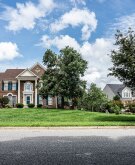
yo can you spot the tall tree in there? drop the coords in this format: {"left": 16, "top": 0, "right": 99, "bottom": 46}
{"left": 38, "top": 49, "right": 59, "bottom": 98}
{"left": 78, "top": 83, "right": 108, "bottom": 111}
{"left": 87, "top": 83, "right": 107, "bottom": 111}
{"left": 38, "top": 46, "right": 87, "bottom": 108}
{"left": 109, "top": 28, "right": 135, "bottom": 90}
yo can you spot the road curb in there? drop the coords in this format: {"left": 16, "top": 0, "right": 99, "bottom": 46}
{"left": 0, "top": 126, "right": 135, "bottom": 130}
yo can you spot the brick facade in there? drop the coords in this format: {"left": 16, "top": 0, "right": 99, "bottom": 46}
{"left": 0, "top": 63, "right": 57, "bottom": 108}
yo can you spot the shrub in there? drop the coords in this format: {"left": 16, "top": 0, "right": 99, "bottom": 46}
{"left": 114, "top": 105, "right": 121, "bottom": 115}
{"left": 110, "top": 105, "right": 121, "bottom": 115}
{"left": 102, "top": 101, "right": 115, "bottom": 113}
{"left": 113, "top": 95, "right": 120, "bottom": 101}
{"left": 5, "top": 104, "right": 12, "bottom": 108}
{"left": 127, "top": 102, "right": 135, "bottom": 113}
{"left": 28, "top": 103, "right": 35, "bottom": 108}
{"left": 37, "top": 104, "right": 43, "bottom": 108}
{"left": 112, "top": 100, "right": 124, "bottom": 109}
{"left": 0, "top": 97, "right": 9, "bottom": 108}
{"left": 16, "top": 103, "right": 24, "bottom": 108}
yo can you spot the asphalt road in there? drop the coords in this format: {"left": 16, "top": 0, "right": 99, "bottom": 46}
{"left": 0, "top": 128, "right": 135, "bottom": 165}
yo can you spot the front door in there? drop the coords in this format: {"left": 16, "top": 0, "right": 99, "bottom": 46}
{"left": 26, "top": 96, "right": 30, "bottom": 105}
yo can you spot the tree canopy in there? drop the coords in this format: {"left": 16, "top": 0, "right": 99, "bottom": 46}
{"left": 78, "top": 83, "right": 108, "bottom": 111}
{"left": 38, "top": 46, "right": 87, "bottom": 107}
{"left": 109, "top": 28, "right": 135, "bottom": 90}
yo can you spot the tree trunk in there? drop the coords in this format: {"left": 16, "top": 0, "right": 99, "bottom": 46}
{"left": 61, "top": 96, "right": 64, "bottom": 109}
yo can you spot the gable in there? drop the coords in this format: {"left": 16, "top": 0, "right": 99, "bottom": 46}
{"left": 20, "top": 70, "right": 35, "bottom": 77}
{"left": 122, "top": 87, "right": 131, "bottom": 94}
{"left": 121, "top": 87, "right": 132, "bottom": 98}
{"left": 16, "top": 69, "right": 38, "bottom": 78}
{"left": 103, "top": 85, "right": 115, "bottom": 100}
{"left": 30, "top": 63, "right": 45, "bottom": 78}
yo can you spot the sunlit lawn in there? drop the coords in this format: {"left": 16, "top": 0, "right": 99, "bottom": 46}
{"left": 0, "top": 108, "right": 135, "bottom": 126}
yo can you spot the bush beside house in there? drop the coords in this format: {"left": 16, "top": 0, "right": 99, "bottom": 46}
{"left": 0, "top": 97, "right": 9, "bottom": 108}
{"left": 16, "top": 103, "right": 24, "bottom": 108}
{"left": 28, "top": 104, "right": 35, "bottom": 108}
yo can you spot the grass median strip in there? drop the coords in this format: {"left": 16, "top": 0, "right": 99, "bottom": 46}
{"left": 0, "top": 109, "right": 135, "bottom": 126}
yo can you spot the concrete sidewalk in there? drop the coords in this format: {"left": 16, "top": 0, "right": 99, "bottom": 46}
{"left": 0, "top": 126, "right": 135, "bottom": 129}
{"left": 0, "top": 127, "right": 135, "bottom": 141}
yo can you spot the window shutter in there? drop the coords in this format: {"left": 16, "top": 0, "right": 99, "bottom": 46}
{"left": 10, "top": 82, "right": 12, "bottom": 90}
{"left": 2, "top": 81, "right": 4, "bottom": 91}
{"left": 37, "top": 94, "right": 39, "bottom": 105}
{"left": 8, "top": 82, "right": 10, "bottom": 90}
{"left": 8, "top": 82, "right": 12, "bottom": 91}
{"left": 16, "top": 82, "right": 18, "bottom": 90}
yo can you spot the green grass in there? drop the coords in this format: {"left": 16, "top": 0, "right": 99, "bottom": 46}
{"left": 0, "top": 108, "right": 135, "bottom": 126}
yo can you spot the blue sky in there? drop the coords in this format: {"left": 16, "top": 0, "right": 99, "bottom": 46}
{"left": 0, "top": 0, "right": 135, "bottom": 88}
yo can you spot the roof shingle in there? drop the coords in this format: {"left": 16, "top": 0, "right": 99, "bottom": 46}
{"left": 0, "top": 69, "right": 25, "bottom": 81}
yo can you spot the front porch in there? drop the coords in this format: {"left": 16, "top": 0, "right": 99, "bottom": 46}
{"left": 16, "top": 69, "right": 38, "bottom": 107}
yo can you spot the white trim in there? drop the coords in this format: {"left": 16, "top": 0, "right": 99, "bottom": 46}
{"left": 3, "top": 81, "right": 8, "bottom": 83}
{"left": 23, "top": 94, "right": 33, "bottom": 105}
{"left": 16, "top": 68, "right": 39, "bottom": 79}
{"left": 122, "top": 87, "right": 132, "bottom": 98}
{"left": 3, "top": 93, "right": 17, "bottom": 106}
{"left": 24, "top": 81, "right": 33, "bottom": 92}
{"left": 18, "top": 79, "right": 20, "bottom": 103}
{"left": 3, "top": 93, "right": 17, "bottom": 97}
{"left": 35, "top": 79, "right": 37, "bottom": 107}
{"left": 30, "top": 62, "right": 46, "bottom": 71}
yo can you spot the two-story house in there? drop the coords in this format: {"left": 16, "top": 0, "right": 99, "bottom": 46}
{"left": 103, "top": 84, "right": 134, "bottom": 103}
{"left": 0, "top": 62, "right": 57, "bottom": 108}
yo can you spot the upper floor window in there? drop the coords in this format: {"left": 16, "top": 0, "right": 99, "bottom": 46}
{"left": 4, "top": 82, "right": 8, "bottom": 91}
{"left": 24, "top": 82, "right": 33, "bottom": 92}
{"left": 123, "top": 89, "right": 131, "bottom": 98}
{"left": 12, "top": 82, "right": 16, "bottom": 90}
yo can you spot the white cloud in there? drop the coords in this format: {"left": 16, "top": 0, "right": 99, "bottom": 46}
{"left": 0, "top": 42, "right": 21, "bottom": 61}
{"left": 70, "top": 0, "right": 86, "bottom": 6}
{"left": 0, "top": 0, "right": 55, "bottom": 31}
{"left": 109, "top": 13, "right": 135, "bottom": 36}
{"left": 40, "top": 35, "right": 80, "bottom": 50}
{"left": 80, "top": 38, "right": 117, "bottom": 88}
{"left": 50, "top": 8, "right": 97, "bottom": 41}
{"left": 39, "top": 34, "right": 119, "bottom": 88}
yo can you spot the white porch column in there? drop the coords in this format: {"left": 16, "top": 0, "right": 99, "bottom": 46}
{"left": 35, "top": 79, "right": 37, "bottom": 107}
{"left": 18, "top": 79, "right": 20, "bottom": 103}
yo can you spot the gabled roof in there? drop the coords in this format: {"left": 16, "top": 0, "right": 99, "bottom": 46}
{"left": 0, "top": 69, "right": 25, "bottom": 81}
{"left": 107, "top": 84, "right": 125, "bottom": 95}
{"left": 16, "top": 68, "right": 39, "bottom": 78}
{"left": 30, "top": 62, "right": 45, "bottom": 70}
{"left": 0, "top": 62, "right": 45, "bottom": 81}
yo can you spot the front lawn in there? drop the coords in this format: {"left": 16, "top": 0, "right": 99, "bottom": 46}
{"left": 0, "top": 109, "right": 135, "bottom": 126}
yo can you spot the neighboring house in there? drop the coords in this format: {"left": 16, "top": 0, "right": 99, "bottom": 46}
{"left": 103, "top": 84, "right": 134, "bottom": 103}
{"left": 0, "top": 62, "right": 57, "bottom": 108}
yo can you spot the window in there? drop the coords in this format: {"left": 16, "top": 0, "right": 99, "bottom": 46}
{"left": 39, "top": 96, "right": 43, "bottom": 105}
{"left": 123, "top": 89, "right": 131, "bottom": 98}
{"left": 24, "top": 82, "right": 33, "bottom": 92}
{"left": 12, "top": 83, "right": 16, "bottom": 90}
{"left": 4, "top": 82, "right": 8, "bottom": 91}
{"left": 48, "top": 96, "right": 53, "bottom": 105}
